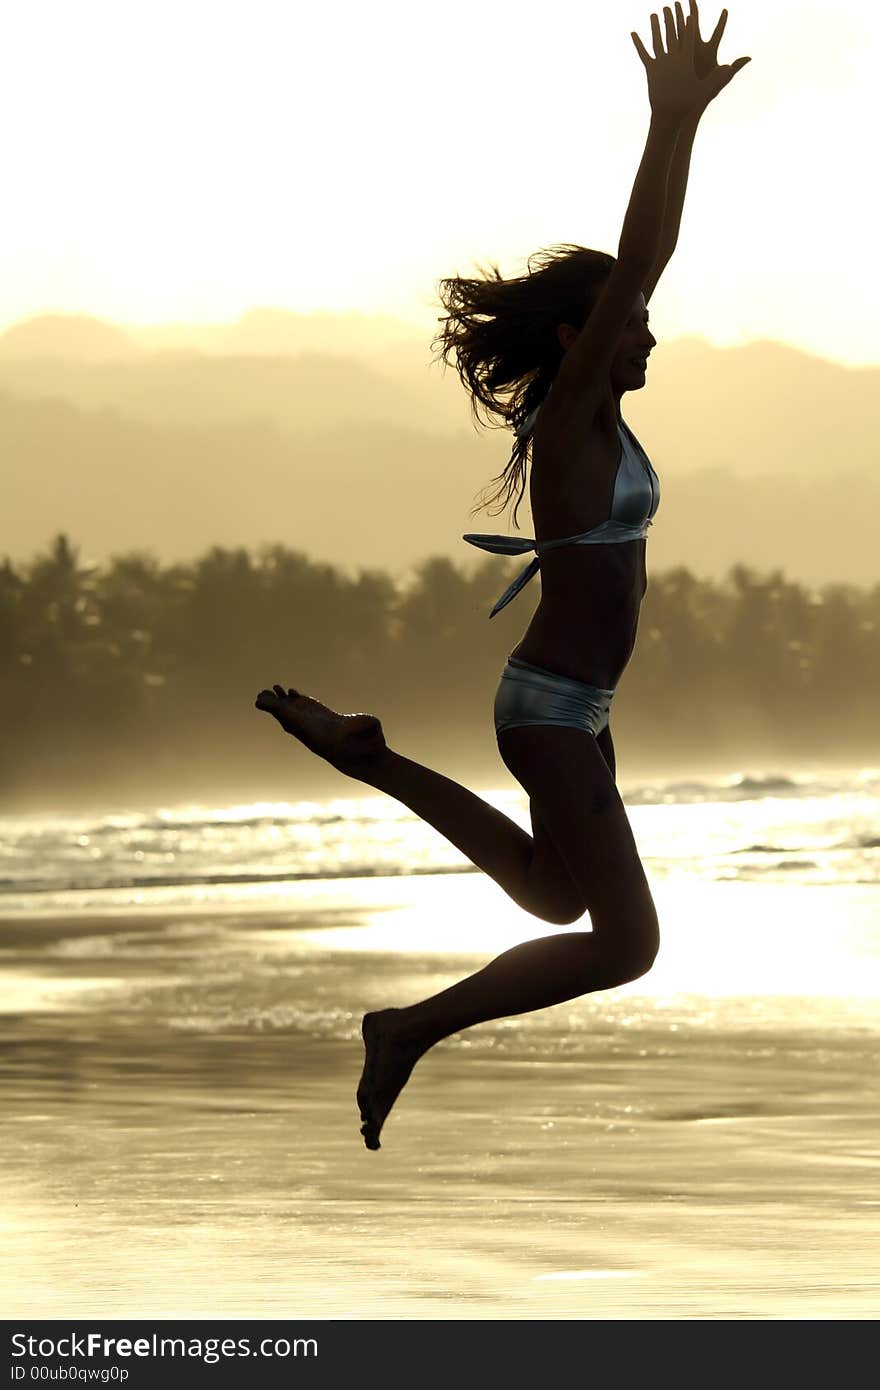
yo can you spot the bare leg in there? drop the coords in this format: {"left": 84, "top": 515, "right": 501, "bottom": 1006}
{"left": 356, "top": 723, "right": 659, "bottom": 1149}
{"left": 255, "top": 686, "right": 657, "bottom": 1150}
{"left": 356, "top": 925, "right": 645, "bottom": 1148}
{"left": 254, "top": 683, "right": 584, "bottom": 924}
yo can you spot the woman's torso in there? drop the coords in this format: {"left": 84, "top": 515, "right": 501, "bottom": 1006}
{"left": 509, "top": 387, "right": 653, "bottom": 689}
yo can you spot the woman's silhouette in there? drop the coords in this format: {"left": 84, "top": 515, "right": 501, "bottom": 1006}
{"left": 256, "top": 2, "right": 750, "bottom": 1149}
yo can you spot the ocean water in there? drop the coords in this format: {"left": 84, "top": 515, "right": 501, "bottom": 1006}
{"left": 2, "top": 762, "right": 878, "bottom": 1030}
{"left": 2, "top": 766, "right": 879, "bottom": 1318}
{"left": 3, "top": 765, "right": 879, "bottom": 918}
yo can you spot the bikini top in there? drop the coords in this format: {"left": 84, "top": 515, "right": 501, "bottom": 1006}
{"left": 462, "top": 404, "right": 660, "bottom": 618}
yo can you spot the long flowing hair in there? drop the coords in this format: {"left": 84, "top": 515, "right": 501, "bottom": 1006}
{"left": 430, "top": 243, "right": 614, "bottom": 530}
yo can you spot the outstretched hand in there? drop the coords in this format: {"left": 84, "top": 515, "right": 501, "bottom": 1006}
{"left": 688, "top": 1, "right": 751, "bottom": 109}
{"left": 632, "top": 2, "right": 751, "bottom": 121}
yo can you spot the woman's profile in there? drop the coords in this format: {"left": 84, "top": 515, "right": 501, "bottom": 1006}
{"left": 256, "top": 2, "right": 751, "bottom": 1150}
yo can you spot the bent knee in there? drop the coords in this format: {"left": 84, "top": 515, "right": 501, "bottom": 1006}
{"left": 544, "top": 902, "right": 588, "bottom": 927}
{"left": 613, "top": 937, "right": 659, "bottom": 985}
{"left": 592, "top": 906, "right": 660, "bottom": 985}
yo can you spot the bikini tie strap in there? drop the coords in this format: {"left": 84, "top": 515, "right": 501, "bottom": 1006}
{"left": 462, "top": 533, "right": 540, "bottom": 618}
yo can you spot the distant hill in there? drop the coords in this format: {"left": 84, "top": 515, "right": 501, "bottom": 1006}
{"left": 0, "top": 313, "right": 140, "bottom": 363}
{"left": 0, "top": 309, "right": 459, "bottom": 435}
{"left": 2, "top": 309, "right": 879, "bottom": 585}
{"left": 134, "top": 306, "right": 428, "bottom": 361}
{"left": 0, "top": 307, "right": 427, "bottom": 366}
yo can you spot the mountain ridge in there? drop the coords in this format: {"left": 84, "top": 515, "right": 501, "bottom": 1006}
{"left": 3, "top": 309, "right": 878, "bottom": 585}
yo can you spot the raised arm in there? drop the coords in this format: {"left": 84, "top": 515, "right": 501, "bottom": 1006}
{"left": 555, "top": 8, "right": 705, "bottom": 404}
{"left": 553, "top": 106, "right": 682, "bottom": 409}
{"left": 646, "top": 3, "right": 752, "bottom": 298}
{"left": 627, "top": 1, "right": 750, "bottom": 261}
{"left": 555, "top": 4, "right": 751, "bottom": 404}
{"left": 643, "top": 113, "right": 699, "bottom": 303}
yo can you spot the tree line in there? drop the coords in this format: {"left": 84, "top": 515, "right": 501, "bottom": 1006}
{"left": 2, "top": 534, "right": 877, "bottom": 809}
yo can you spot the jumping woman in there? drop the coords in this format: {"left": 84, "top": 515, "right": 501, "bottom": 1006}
{"left": 256, "top": 2, "right": 751, "bottom": 1150}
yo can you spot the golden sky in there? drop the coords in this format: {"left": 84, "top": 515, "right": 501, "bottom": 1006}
{"left": 1, "top": 0, "right": 876, "bottom": 365}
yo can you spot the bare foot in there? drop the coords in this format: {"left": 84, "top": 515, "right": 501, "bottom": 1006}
{"left": 254, "top": 683, "right": 387, "bottom": 776}
{"left": 356, "top": 1009, "right": 432, "bottom": 1151}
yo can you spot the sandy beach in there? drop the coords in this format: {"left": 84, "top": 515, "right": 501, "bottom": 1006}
{"left": 2, "top": 877, "right": 879, "bottom": 1320}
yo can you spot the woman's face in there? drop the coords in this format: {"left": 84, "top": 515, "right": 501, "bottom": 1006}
{"left": 556, "top": 290, "right": 657, "bottom": 396}
{"left": 610, "top": 293, "right": 657, "bottom": 393}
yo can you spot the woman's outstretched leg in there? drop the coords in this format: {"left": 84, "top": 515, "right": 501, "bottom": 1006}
{"left": 254, "top": 683, "right": 585, "bottom": 924}
{"left": 255, "top": 686, "right": 658, "bottom": 1152}
{"left": 355, "top": 721, "right": 659, "bottom": 1149}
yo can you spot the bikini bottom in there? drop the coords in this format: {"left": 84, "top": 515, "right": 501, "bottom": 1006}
{"left": 493, "top": 655, "right": 615, "bottom": 739}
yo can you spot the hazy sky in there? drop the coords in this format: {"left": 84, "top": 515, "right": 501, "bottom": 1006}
{"left": 1, "top": 0, "right": 876, "bottom": 365}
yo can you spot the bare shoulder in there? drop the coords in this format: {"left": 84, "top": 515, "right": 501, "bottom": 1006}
{"left": 530, "top": 382, "right": 620, "bottom": 535}
{"left": 532, "top": 374, "right": 616, "bottom": 473}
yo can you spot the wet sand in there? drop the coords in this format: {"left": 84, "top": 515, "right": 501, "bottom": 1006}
{"left": 2, "top": 898, "right": 879, "bottom": 1319}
